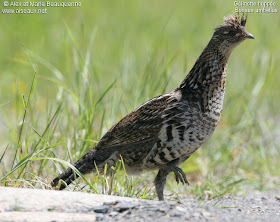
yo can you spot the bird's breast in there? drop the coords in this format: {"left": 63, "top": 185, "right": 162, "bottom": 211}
{"left": 143, "top": 106, "right": 220, "bottom": 166}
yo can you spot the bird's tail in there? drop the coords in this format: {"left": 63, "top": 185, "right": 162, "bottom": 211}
{"left": 51, "top": 150, "right": 95, "bottom": 190}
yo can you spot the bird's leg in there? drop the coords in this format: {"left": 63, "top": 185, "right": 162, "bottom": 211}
{"left": 154, "top": 168, "right": 170, "bottom": 201}
{"left": 154, "top": 164, "right": 189, "bottom": 201}
{"left": 169, "top": 164, "right": 189, "bottom": 185}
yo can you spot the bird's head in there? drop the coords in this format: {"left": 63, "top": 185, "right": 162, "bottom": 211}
{"left": 212, "top": 14, "right": 254, "bottom": 56}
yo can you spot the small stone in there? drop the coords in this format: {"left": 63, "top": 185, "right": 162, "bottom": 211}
{"left": 115, "top": 201, "right": 138, "bottom": 212}
{"left": 94, "top": 205, "right": 110, "bottom": 213}
{"left": 192, "top": 212, "right": 201, "bottom": 218}
{"left": 158, "top": 207, "right": 166, "bottom": 213}
{"left": 162, "top": 213, "right": 170, "bottom": 218}
{"left": 201, "top": 210, "right": 212, "bottom": 218}
{"left": 108, "top": 211, "right": 118, "bottom": 217}
{"left": 95, "top": 214, "right": 105, "bottom": 220}
{"left": 176, "top": 206, "right": 185, "bottom": 212}
{"left": 147, "top": 206, "right": 160, "bottom": 211}
{"left": 173, "top": 213, "right": 185, "bottom": 218}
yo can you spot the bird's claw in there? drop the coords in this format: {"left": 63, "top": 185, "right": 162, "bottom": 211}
{"left": 170, "top": 165, "right": 189, "bottom": 185}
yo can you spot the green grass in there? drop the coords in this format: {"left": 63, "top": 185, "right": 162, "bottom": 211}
{"left": 0, "top": 0, "right": 279, "bottom": 200}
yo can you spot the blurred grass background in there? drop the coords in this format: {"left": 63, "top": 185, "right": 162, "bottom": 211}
{"left": 0, "top": 0, "right": 279, "bottom": 199}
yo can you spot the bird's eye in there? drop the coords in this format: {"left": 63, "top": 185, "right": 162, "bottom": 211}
{"left": 228, "top": 31, "right": 235, "bottom": 36}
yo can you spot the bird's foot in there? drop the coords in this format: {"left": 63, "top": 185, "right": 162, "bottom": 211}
{"left": 169, "top": 165, "right": 189, "bottom": 185}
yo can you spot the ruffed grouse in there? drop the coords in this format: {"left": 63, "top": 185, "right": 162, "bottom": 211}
{"left": 52, "top": 14, "right": 254, "bottom": 200}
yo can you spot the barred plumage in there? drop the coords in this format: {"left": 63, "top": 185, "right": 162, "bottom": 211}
{"left": 52, "top": 14, "right": 254, "bottom": 201}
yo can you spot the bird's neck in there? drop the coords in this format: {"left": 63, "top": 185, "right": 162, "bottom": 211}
{"left": 179, "top": 41, "right": 229, "bottom": 93}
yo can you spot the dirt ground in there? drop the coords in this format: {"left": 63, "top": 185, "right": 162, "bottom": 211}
{"left": 0, "top": 187, "right": 279, "bottom": 222}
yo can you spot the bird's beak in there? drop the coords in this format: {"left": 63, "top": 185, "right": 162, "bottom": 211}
{"left": 245, "top": 32, "right": 254, "bottom": 39}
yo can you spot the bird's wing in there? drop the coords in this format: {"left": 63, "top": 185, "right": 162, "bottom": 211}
{"left": 96, "top": 92, "right": 180, "bottom": 149}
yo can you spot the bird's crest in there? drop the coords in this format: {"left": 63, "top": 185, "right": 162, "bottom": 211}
{"left": 216, "top": 14, "right": 247, "bottom": 29}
